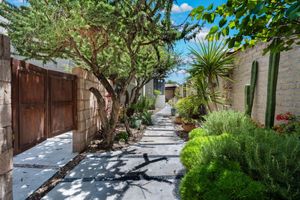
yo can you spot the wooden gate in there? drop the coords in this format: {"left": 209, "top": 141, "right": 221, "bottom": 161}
{"left": 12, "top": 59, "right": 77, "bottom": 155}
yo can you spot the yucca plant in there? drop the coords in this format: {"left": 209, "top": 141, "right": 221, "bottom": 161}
{"left": 189, "top": 40, "right": 235, "bottom": 110}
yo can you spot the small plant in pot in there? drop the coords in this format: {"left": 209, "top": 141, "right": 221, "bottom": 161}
{"left": 168, "top": 99, "right": 177, "bottom": 116}
{"left": 175, "top": 96, "right": 201, "bottom": 126}
{"left": 182, "top": 118, "right": 196, "bottom": 132}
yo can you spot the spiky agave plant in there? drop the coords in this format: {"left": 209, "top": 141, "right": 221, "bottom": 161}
{"left": 189, "top": 40, "right": 234, "bottom": 111}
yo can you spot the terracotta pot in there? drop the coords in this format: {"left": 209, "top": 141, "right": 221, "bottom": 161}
{"left": 174, "top": 116, "right": 183, "bottom": 124}
{"left": 182, "top": 123, "right": 196, "bottom": 132}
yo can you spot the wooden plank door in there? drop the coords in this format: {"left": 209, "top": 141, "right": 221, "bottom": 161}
{"left": 12, "top": 59, "right": 47, "bottom": 154}
{"left": 48, "top": 70, "right": 77, "bottom": 138}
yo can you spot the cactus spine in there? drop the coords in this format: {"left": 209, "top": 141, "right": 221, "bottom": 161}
{"left": 245, "top": 61, "right": 258, "bottom": 116}
{"left": 265, "top": 39, "right": 281, "bottom": 128}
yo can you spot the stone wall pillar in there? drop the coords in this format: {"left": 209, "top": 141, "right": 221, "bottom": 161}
{"left": 0, "top": 35, "right": 13, "bottom": 199}
{"left": 72, "top": 67, "right": 105, "bottom": 153}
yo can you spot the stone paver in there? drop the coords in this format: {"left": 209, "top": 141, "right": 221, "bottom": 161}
{"left": 13, "top": 132, "right": 77, "bottom": 200}
{"left": 43, "top": 106, "right": 184, "bottom": 200}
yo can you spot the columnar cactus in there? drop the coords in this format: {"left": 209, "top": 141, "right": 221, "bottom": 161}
{"left": 245, "top": 84, "right": 251, "bottom": 114}
{"left": 265, "top": 39, "right": 281, "bottom": 128}
{"left": 245, "top": 60, "right": 258, "bottom": 116}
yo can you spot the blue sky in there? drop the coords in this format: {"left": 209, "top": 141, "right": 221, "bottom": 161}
{"left": 7, "top": 0, "right": 228, "bottom": 84}
{"left": 167, "top": 0, "right": 227, "bottom": 84}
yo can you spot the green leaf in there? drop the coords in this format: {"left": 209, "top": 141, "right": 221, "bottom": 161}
{"left": 228, "top": 21, "right": 235, "bottom": 29}
{"left": 226, "top": 0, "right": 232, "bottom": 7}
{"left": 286, "top": 2, "right": 300, "bottom": 20}
{"left": 209, "top": 25, "right": 219, "bottom": 34}
{"left": 219, "top": 18, "right": 227, "bottom": 28}
{"left": 191, "top": 6, "right": 204, "bottom": 17}
{"left": 222, "top": 27, "right": 229, "bottom": 36}
{"left": 207, "top": 4, "right": 214, "bottom": 11}
{"left": 228, "top": 39, "right": 235, "bottom": 48}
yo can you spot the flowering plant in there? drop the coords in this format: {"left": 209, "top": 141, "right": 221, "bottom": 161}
{"left": 274, "top": 112, "right": 300, "bottom": 135}
{"left": 276, "top": 112, "right": 295, "bottom": 121}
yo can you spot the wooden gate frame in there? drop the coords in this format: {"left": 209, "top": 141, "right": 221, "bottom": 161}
{"left": 12, "top": 58, "right": 77, "bottom": 155}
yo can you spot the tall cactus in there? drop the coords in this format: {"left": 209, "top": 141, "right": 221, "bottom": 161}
{"left": 244, "top": 84, "right": 251, "bottom": 114}
{"left": 265, "top": 39, "right": 281, "bottom": 128}
{"left": 245, "top": 61, "right": 258, "bottom": 116}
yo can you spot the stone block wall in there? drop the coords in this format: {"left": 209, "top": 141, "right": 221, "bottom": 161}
{"left": 72, "top": 67, "right": 106, "bottom": 152}
{"left": 0, "top": 35, "right": 13, "bottom": 199}
{"left": 229, "top": 43, "right": 300, "bottom": 124}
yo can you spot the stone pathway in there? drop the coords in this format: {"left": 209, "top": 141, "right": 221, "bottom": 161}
{"left": 43, "top": 105, "right": 185, "bottom": 200}
{"left": 13, "top": 132, "right": 77, "bottom": 200}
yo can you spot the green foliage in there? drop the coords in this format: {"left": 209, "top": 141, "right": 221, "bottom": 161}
{"left": 0, "top": 0, "right": 199, "bottom": 148}
{"left": 138, "top": 111, "right": 153, "bottom": 126}
{"left": 202, "top": 110, "right": 256, "bottom": 135}
{"left": 239, "top": 130, "right": 300, "bottom": 199}
{"left": 188, "top": 40, "right": 234, "bottom": 111}
{"left": 175, "top": 96, "right": 204, "bottom": 120}
{"left": 153, "top": 90, "right": 162, "bottom": 96}
{"left": 180, "top": 134, "right": 241, "bottom": 170}
{"left": 131, "top": 96, "right": 155, "bottom": 114}
{"left": 180, "top": 161, "right": 266, "bottom": 200}
{"left": 115, "top": 131, "right": 129, "bottom": 143}
{"left": 191, "top": 0, "right": 300, "bottom": 52}
{"left": 188, "top": 128, "right": 207, "bottom": 140}
{"left": 129, "top": 116, "right": 142, "bottom": 129}
{"left": 180, "top": 110, "right": 300, "bottom": 199}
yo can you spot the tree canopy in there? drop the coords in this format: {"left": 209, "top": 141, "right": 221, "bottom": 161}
{"left": 191, "top": 0, "right": 300, "bottom": 53}
{"left": 0, "top": 0, "right": 199, "bottom": 148}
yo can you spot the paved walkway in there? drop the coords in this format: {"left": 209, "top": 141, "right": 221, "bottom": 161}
{"left": 43, "top": 105, "right": 185, "bottom": 200}
{"left": 13, "top": 132, "right": 77, "bottom": 200}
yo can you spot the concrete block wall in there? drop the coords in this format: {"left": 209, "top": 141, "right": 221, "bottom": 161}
{"left": 72, "top": 67, "right": 106, "bottom": 152}
{"left": 229, "top": 43, "right": 300, "bottom": 124}
{"left": 0, "top": 35, "right": 13, "bottom": 199}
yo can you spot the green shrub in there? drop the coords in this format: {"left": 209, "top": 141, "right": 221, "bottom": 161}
{"left": 139, "top": 111, "right": 153, "bottom": 125}
{"left": 180, "top": 134, "right": 241, "bottom": 170}
{"left": 180, "top": 161, "right": 266, "bottom": 200}
{"left": 153, "top": 89, "right": 161, "bottom": 96}
{"left": 239, "top": 130, "right": 300, "bottom": 199}
{"left": 175, "top": 96, "right": 204, "bottom": 120}
{"left": 202, "top": 110, "right": 256, "bottom": 135}
{"left": 188, "top": 128, "right": 207, "bottom": 140}
{"left": 131, "top": 96, "right": 155, "bottom": 113}
{"left": 181, "top": 109, "right": 300, "bottom": 200}
{"left": 115, "top": 131, "right": 129, "bottom": 142}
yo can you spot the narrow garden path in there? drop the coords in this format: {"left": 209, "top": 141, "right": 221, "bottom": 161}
{"left": 43, "top": 105, "right": 185, "bottom": 200}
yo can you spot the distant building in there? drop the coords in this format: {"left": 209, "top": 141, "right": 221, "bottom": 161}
{"left": 165, "top": 83, "right": 179, "bottom": 102}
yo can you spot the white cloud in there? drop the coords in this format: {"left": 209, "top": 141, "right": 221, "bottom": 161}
{"left": 172, "top": 3, "right": 193, "bottom": 13}
{"left": 176, "top": 69, "right": 188, "bottom": 74}
{"left": 194, "top": 28, "right": 210, "bottom": 41}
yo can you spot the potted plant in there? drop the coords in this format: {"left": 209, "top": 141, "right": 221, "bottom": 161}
{"left": 168, "top": 99, "right": 177, "bottom": 116}
{"left": 175, "top": 96, "right": 202, "bottom": 131}
{"left": 182, "top": 118, "right": 196, "bottom": 132}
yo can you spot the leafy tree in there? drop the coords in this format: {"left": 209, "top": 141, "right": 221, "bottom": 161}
{"left": 166, "top": 80, "right": 179, "bottom": 84}
{"left": 126, "top": 46, "right": 180, "bottom": 111}
{"left": 191, "top": 0, "right": 300, "bottom": 52}
{"left": 189, "top": 40, "right": 234, "bottom": 111}
{"left": 0, "top": 0, "right": 198, "bottom": 148}
{"left": 191, "top": 0, "right": 300, "bottom": 127}
{"left": 123, "top": 46, "right": 179, "bottom": 134}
